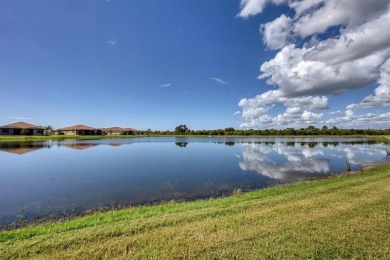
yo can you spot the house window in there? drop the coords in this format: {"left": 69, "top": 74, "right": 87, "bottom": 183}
{"left": 2, "top": 129, "right": 9, "bottom": 133}
{"left": 37, "top": 130, "right": 43, "bottom": 134}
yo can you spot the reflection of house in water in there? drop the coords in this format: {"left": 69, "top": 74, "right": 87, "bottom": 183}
{"left": 0, "top": 147, "right": 44, "bottom": 155}
{"left": 0, "top": 142, "right": 48, "bottom": 155}
{"left": 58, "top": 140, "right": 129, "bottom": 150}
{"left": 108, "top": 143, "right": 124, "bottom": 147}
{"left": 63, "top": 143, "right": 98, "bottom": 150}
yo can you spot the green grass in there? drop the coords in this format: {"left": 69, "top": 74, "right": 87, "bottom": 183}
{"left": 373, "top": 135, "right": 390, "bottom": 143}
{"left": 1, "top": 163, "right": 389, "bottom": 259}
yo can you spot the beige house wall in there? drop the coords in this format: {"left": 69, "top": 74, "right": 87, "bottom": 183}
{"left": 61, "top": 130, "right": 77, "bottom": 136}
{"left": 104, "top": 132, "right": 122, "bottom": 135}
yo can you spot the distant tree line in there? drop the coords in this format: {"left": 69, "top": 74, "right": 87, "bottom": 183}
{"left": 146, "top": 125, "right": 390, "bottom": 136}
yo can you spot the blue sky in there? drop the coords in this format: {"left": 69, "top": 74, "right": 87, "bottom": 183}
{"left": 1, "top": 0, "right": 389, "bottom": 130}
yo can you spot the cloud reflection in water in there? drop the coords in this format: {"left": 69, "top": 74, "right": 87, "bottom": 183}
{"left": 238, "top": 141, "right": 388, "bottom": 182}
{"left": 239, "top": 142, "right": 330, "bottom": 182}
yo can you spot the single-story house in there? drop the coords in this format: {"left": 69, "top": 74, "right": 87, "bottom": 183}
{"left": 101, "top": 127, "right": 139, "bottom": 135}
{"left": 57, "top": 125, "right": 101, "bottom": 136}
{"left": 125, "top": 128, "right": 139, "bottom": 135}
{"left": 0, "top": 122, "right": 45, "bottom": 136}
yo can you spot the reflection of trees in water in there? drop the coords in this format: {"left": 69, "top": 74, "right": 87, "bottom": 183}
{"left": 175, "top": 142, "right": 188, "bottom": 148}
{"left": 385, "top": 146, "right": 390, "bottom": 161}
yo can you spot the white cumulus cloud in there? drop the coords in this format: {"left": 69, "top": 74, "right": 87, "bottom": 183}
{"left": 262, "top": 14, "right": 292, "bottom": 50}
{"left": 292, "top": 0, "right": 389, "bottom": 37}
{"left": 237, "top": 0, "right": 287, "bottom": 18}
{"left": 237, "top": 0, "right": 268, "bottom": 18}
{"left": 326, "top": 112, "right": 390, "bottom": 129}
{"left": 347, "top": 59, "right": 390, "bottom": 109}
{"left": 237, "top": 0, "right": 390, "bottom": 129}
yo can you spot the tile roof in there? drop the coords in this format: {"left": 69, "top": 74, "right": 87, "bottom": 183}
{"left": 58, "top": 125, "right": 96, "bottom": 131}
{"left": 101, "top": 127, "right": 126, "bottom": 132}
{"left": 125, "top": 128, "right": 139, "bottom": 132}
{"left": 0, "top": 122, "right": 45, "bottom": 130}
{"left": 0, "top": 122, "right": 140, "bottom": 132}
{"left": 101, "top": 127, "right": 139, "bottom": 132}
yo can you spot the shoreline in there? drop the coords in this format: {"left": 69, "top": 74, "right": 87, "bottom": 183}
{"left": 1, "top": 136, "right": 388, "bottom": 231}
{"left": 1, "top": 161, "right": 389, "bottom": 258}
{"left": 1, "top": 160, "right": 387, "bottom": 231}
{"left": 1, "top": 161, "right": 388, "bottom": 231}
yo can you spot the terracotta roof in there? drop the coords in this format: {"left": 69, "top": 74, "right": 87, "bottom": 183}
{"left": 58, "top": 125, "right": 96, "bottom": 131}
{"left": 0, "top": 122, "right": 44, "bottom": 130}
{"left": 125, "top": 128, "right": 139, "bottom": 132}
{"left": 101, "top": 127, "right": 139, "bottom": 132}
{"left": 101, "top": 127, "right": 126, "bottom": 132}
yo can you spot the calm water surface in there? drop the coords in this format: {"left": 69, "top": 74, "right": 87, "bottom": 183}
{"left": 0, "top": 137, "right": 388, "bottom": 226}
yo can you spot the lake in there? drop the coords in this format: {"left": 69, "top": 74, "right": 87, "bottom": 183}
{"left": 0, "top": 137, "right": 388, "bottom": 226}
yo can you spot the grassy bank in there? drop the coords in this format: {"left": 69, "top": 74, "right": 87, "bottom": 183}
{"left": 374, "top": 135, "right": 390, "bottom": 143}
{"left": 1, "top": 163, "right": 389, "bottom": 259}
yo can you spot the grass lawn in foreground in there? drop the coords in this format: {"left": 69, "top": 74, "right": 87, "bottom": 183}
{"left": 1, "top": 163, "right": 389, "bottom": 259}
